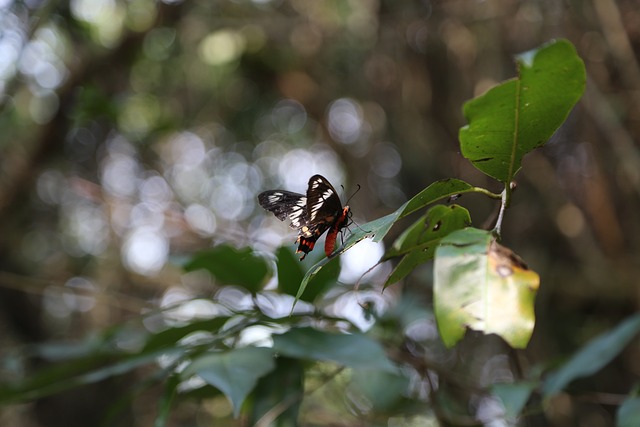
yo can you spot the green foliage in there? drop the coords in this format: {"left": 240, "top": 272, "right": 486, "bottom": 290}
{"left": 182, "top": 347, "right": 276, "bottom": 417}
{"left": 383, "top": 204, "right": 472, "bottom": 288}
{"left": 183, "top": 245, "right": 270, "bottom": 293}
{"left": 272, "top": 327, "right": 395, "bottom": 371}
{"left": 277, "top": 246, "right": 339, "bottom": 302}
{"left": 459, "top": 39, "right": 586, "bottom": 182}
{"left": 542, "top": 313, "right": 640, "bottom": 396}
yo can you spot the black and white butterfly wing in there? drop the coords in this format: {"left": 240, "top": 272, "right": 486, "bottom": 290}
{"left": 306, "top": 175, "right": 343, "bottom": 227}
{"left": 258, "top": 190, "right": 308, "bottom": 229}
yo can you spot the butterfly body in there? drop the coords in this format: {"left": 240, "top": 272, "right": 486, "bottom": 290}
{"left": 258, "top": 175, "right": 351, "bottom": 260}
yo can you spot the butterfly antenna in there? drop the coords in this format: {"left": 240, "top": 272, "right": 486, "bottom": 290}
{"left": 344, "top": 183, "right": 361, "bottom": 205}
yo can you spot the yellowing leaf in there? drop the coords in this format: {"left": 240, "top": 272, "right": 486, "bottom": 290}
{"left": 434, "top": 228, "right": 539, "bottom": 348}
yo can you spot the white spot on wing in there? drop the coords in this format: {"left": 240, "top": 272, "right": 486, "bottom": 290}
{"left": 268, "top": 193, "right": 283, "bottom": 203}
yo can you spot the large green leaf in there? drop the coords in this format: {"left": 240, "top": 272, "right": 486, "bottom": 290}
{"left": 183, "top": 245, "right": 270, "bottom": 293}
{"left": 459, "top": 39, "right": 585, "bottom": 182}
{"left": 272, "top": 327, "right": 396, "bottom": 371}
{"left": 434, "top": 228, "right": 539, "bottom": 348}
{"left": 543, "top": 313, "right": 640, "bottom": 396}
{"left": 182, "top": 346, "right": 275, "bottom": 417}
{"left": 384, "top": 204, "right": 472, "bottom": 288}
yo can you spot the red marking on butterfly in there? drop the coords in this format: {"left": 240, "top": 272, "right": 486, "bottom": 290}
{"left": 258, "top": 175, "right": 352, "bottom": 260}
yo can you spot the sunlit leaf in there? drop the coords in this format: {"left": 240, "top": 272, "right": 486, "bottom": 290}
{"left": 182, "top": 347, "right": 275, "bottom": 417}
{"left": 183, "top": 245, "right": 270, "bottom": 293}
{"left": 272, "top": 327, "right": 396, "bottom": 372}
{"left": 434, "top": 228, "right": 539, "bottom": 348}
{"left": 384, "top": 204, "right": 472, "bottom": 288}
{"left": 459, "top": 39, "right": 586, "bottom": 182}
{"left": 543, "top": 314, "right": 640, "bottom": 396}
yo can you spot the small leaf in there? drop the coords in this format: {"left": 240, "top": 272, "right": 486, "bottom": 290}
{"left": 384, "top": 205, "right": 472, "bottom": 288}
{"left": 272, "top": 327, "right": 396, "bottom": 372}
{"left": 459, "top": 39, "right": 586, "bottom": 182}
{"left": 617, "top": 396, "right": 640, "bottom": 427}
{"left": 182, "top": 347, "right": 275, "bottom": 417}
{"left": 492, "top": 382, "right": 536, "bottom": 420}
{"left": 434, "top": 228, "right": 539, "bottom": 348}
{"left": 543, "top": 314, "right": 640, "bottom": 396}
{"left": 183, "top": 245, "right": 270, "bottom": 293}
{"left": 400, "top": 179, "right": 476, "bottom": 218}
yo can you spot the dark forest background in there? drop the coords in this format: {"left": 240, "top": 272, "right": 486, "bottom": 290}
{"left": 0, "top": 0, "right": 639, "bottom": 426}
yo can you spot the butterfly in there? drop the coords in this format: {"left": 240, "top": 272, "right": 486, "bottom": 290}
{"left": 258, "top": 175, "right": 352, "bottom": 260}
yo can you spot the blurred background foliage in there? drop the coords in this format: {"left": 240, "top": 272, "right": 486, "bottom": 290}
{"left": 0, "top": 0, "right": 639, "bottom": 426}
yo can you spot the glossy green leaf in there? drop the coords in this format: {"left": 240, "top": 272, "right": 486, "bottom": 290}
{"left": 182, "top": 346, "right": 275, "bottom": 417}
{"left": 491, "top": 382, "right": 536, "bottom": 420}
{"left": 183, "top": 245, "right": 270, "bottom": 293}
{"left": 459, "top": 39, "right": 586, "bottom": 182}
{"left": 543, "top": 313, "right": 640, "bottom": 396}
{"left": 434, "top": 228, "right": 539, "bottom": 348}
{"left": 272, "top": 327, "right": 396, "bottom": 371}
{"left": 384, "top": 205, "right": 472, "bottom": 288}
{"left": 617, "top": 396, "right": 640, "bottom": 427}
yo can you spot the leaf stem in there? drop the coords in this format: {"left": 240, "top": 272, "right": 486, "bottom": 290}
{"left": 493, "top": 182, "right": 513, "bottom": 239}
{"left": 471, "top": 187, "right": 502, "bottom": 200}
